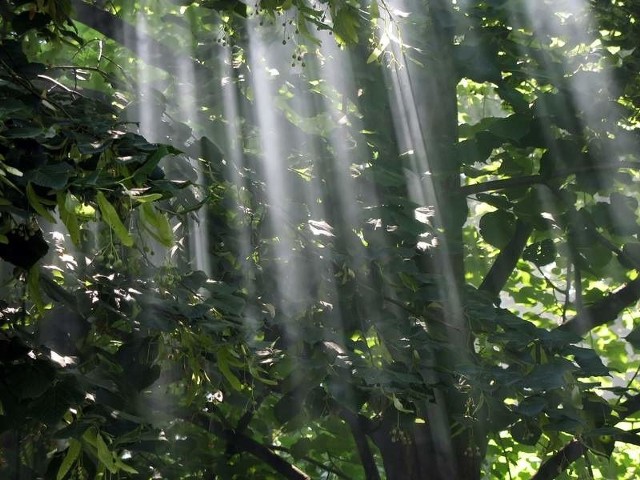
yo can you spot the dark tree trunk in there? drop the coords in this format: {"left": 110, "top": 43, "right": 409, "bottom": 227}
{"left": 370, "top": 419, "right": 482, "bottom": 480}
{"left": 369, "top": 1, "right": 484, "bottom": 478}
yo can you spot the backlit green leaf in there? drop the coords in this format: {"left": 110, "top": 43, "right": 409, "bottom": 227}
{"left": 96, "top": 191, "right": 134, "bottom": 247}
{"left": 56, "top": 439, "right": 81, "bottom": 480}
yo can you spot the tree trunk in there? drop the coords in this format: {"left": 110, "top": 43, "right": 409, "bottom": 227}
{"left": 370, "top": 420, "right": 482, "bottom": 480}
{"left": 370, "top": 1, "right": 483, "bottom": 478}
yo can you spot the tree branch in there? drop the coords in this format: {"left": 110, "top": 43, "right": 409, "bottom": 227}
{"left": 461, "top": 161, "right": 640, "bottom": 196}
{"left": 336, "top": 405, "right": 381, "bottom": 480}
{"left": 614, "top": 431, "right": 640, "bottom": 447}
{"left": 461, "top": 175, "right": 543, "bottom": 195}
{"left": 531, "top": 440, "right": 586, "bottom": 480}
{"left": 532, "top": 394, "right": 640, "bottom": 480}
{"left": 531, "top": 395, "right": 640, "bottom": 480}
{"left": 557, "top": 277, "right": 640, "bottom": 336}
{"left": 616, "top": 393, "right": 640, "bottom": 421}
{"left": 270, "top": 445, "right": 352, "bottom": 480}
{"left": 191, "top": 413, "right": 310, "bottom": 480}
{"left": 479, "top": 219, "right": 533, "bottom": 297}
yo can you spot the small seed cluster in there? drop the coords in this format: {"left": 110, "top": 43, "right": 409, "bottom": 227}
{"left": 390, "top": 426, "right": 412, "bottom": 445}
{"left": 463, "top": 445, "right": 482, "bottom": 457}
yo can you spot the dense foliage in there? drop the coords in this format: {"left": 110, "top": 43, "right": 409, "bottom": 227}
{"left": 2, "top": 0, "right": 640, "bottom": 479}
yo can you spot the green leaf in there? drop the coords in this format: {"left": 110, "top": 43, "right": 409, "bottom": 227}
{"left": 392, "top": 394, "right": 412, "bottom": 413}
{"left": 514, "top": 396, "right": 547, "bottom": 417}
{"left": 521, "top": 360, "right": 575, "bottom": 391}
{"left": 95, "top": 432, "right": 117, "bottom": 474}
{"left": 113, "top": 457, "right": 138, "bottom": 474}
{"left": 290, "top": 438, "right": 312, "bottom": 460}
{"left": 488, "top": 114, "right": 530, "bottom": 141}
{"left": 2, "top": 127, "right": 45, "bottom": 138}
{"left": 511, "top": 420, "right": 541, "bottom": 446}
{"left": 131, "top": 193, "right": 163, "bottom": 203}
{"left": 3, "top": 165, "right": 23, "bottom": 177}
{"left": 523, "top": 239, "right": 556, "bottom": 266}
{"left": 57, "top": 439, "right": 81, "bottom": 480}
{"left": 216, "top": 349, "right": 243, "bottom": 391}
{"left": 132, "top": 146, "right": 169, "bottom": 183}
{"left": 139, "top": 203, "right": 173, "bottom": 247}
{"left": 57, "top": 192, "right": 81, "bottom": 245}
{"left": 333, "top": 6, "right": 359, "bottom": 44}
{"left": 479, "top": 210, "right": 516, "bottom": 249}
{"left": 568, "top": 347, "right": 610, "bottom": 377}
{"left": 27, "top": 265, "right": 46, "bottom": 313}
{"left": 96, "top": 191, "right": 134, "bottom": 247}
{"left": 26, "top": 182, "right": 56, "bottom": 222}
{"left": 25, "top": 163, "right": 73, "bottom": 190}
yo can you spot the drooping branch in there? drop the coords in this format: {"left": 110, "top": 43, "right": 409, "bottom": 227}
{"left": 479, "top": 219, "right": 533, "bottom": 297}
{"left": 557, "top": 277, "right": 640, "bottom": 336}
{"left": 531, "top": 440, "right": 586, "bottom": 480}
{"left": 69, "top": 0, "right": 209, "bottom": 78}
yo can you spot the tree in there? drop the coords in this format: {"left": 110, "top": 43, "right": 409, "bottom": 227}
{"left": 2, "top": 0, "right": 640, "bottom": 479}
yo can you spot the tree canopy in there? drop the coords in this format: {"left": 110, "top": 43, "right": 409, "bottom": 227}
{"left": 2, "top": 0, "right": 640, "bottom": 479}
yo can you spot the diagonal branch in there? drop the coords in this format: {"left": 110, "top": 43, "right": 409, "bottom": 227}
{"left": 557, "top": 277, "right": 640, "bottom": 337}
{"left": 191, "top": 412, "right": 310, "bottom": 480}
{"left": 479, "top": 219, "right": 533, "bottom": 298}
{"left": 531, "top": 440, "right": 586, "bottom": 480}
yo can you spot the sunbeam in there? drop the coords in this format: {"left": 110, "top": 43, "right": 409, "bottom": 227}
{"left": 3, "top": 0, "right": 640, "bottom": 479}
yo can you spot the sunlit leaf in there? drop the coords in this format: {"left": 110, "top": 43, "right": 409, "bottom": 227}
{"left": 216, "top": 349, "right": 243, "bottom": 391}
{"left": 96, "top": 191, "right": 134, "bottom": 247}
{"left": 95, "top": 432, "right": 118, "bottom": 473}
{"left": 56, "top": 439, "right": 81, "bottom": 480}
{"left": 139, "top": 202, "right": 173, "bottom": 246}
{"left": 57, "top": 192, "right": 80, "bottom": 245}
